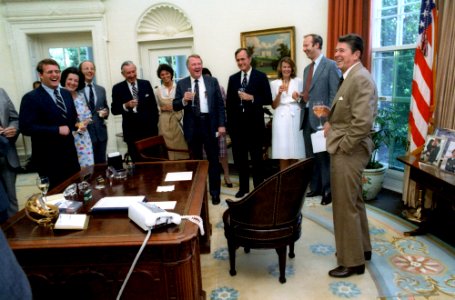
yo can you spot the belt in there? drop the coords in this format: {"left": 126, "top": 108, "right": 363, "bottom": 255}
{"left": 199, "top": 113, "right": 209, "bottom": 119}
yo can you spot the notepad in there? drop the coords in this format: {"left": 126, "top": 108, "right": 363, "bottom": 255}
{"left": 90, "top": 196, "right": 146, "bottom": 211}
{"left": 54, "top": 214, "right": 89, "bottom": 230}
{"left": 311, "top": 130, "right": 327, "bottom": 153}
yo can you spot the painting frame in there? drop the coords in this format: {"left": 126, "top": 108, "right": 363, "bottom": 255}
{"left": 240, "top": 26, "right": 295, "bottom": 79}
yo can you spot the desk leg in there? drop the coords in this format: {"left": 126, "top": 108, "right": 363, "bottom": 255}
{"left": 199, "top": 189, "right": 212, "bottom": 254}
{"left": 404, "top": 189, "right": 428, "bottom": 236}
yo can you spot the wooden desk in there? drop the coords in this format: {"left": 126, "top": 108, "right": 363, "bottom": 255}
{"left": 398, "top": 155, "right": 455, "bottom": 237}
{"left": 2, "top": 160, "right": 210, "bottom": 300}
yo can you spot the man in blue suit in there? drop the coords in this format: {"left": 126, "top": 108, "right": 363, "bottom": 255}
{"left": 226, "top": 48, "right": 272, "bottom": 198}
{"left": 111, "top": 61, "right": 159, "bottom": 162}
{"left": 300, "top": 34, "right": 340, "bottom": 205}
{"left": 79, "top": 60, "right": 109, "bottom": 164}
{"left": 20, "top": 58, "right": 80, "bottom": 189}
{"left": 173, "top": 54, "right": 226, "bottom": 205}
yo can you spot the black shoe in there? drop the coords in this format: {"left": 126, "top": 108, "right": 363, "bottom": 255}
{"left": 321, "top": 192, "right": 332, "bottom": 205}
{"left": 212, "top": 195, "right": 220, "bottom": 205}
{"left": 235, "top": 190, "right": 247, "bottom": 198}
{"left": 328, "top": 265, "right": 365, "bottom": 278}
{"left": 306, "top": 191, "right": 321, "bottom": 197}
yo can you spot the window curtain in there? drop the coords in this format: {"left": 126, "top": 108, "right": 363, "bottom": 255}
{"left": 434, "top": 0, "right": 455, "bottom": 129}
{"left": 326, "top": 0, "right": 373, "bottom": 70}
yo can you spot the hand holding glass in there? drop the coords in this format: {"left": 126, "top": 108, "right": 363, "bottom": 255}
{"left": 238, "top": 88, "right": 245, "bottom": 106}
{"left": 186, "top": 88, "right": 195, "bottom": 107}
{"left": 36, "top": 176, "right": 50, "bottom": 209}
{"left": 312, "top": 101, "right": 330, "bottom": 130}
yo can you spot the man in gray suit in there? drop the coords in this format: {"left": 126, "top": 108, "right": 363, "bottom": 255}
{"left": 0, "top": 88, "right": 21, "bottom": 218}
{"left": 324, "top": 33, "right": 378, "bottom": 278}
{"left": 300, "top": 34, "right": 340, "bottom": 205}
{"left": 79, "top": 60, "right": 109, "bottom": 164}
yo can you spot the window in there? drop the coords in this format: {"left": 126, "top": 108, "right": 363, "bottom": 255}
{"left": 49, "top": 46, "right": 93, "bottom": 70}
{"left": 372, "top": 0, "right": 420, "bottom": 170}
{"left": 158, "top": 55, "right": 188, "bottom": 83}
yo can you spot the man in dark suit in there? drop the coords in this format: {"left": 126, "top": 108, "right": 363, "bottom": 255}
{"left": 19, "top": 58, "right": 80, "bottom": 189}
{"left": 173, "top": 54, "right": 226, "bottom": 205}
{"left": 324, "top": 34, "right": 378, "bottom": 278}
{"left": 79, "top": 60, "right": 109, "bottom": 164}
{"left": 0, "top": 88, "right": 21, "bottom": 217}
{"left": 300, "top": 34, "right": 340, "bottom": 205}
{"left": 226, "top": 48, "right": 272, "bottom": 198}
{"left": 111, "top": 61, "right": 159, "bottom": 162}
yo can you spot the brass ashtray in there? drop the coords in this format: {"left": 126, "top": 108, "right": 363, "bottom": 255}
{"left": 24, "top": 193, "right": 59, "bottom": 227}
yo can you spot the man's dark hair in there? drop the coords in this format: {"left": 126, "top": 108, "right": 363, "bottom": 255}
{"left": 305, "top": 34, "right": 323, "bottom": 50}
{"left": 235, "top": 47, "right": 251, "bottom": 58}
{"left": 338, "top": 33, "right": 364, "bottom": 58}
{"left": 36, "top": 58, "right": 60, "bottom": 74}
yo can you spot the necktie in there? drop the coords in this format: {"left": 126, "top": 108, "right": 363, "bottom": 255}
{"left": 337, "top": 76, "right": 344, "bottom": 90}
{"left": 302, "top": 62, "right": 314, "bottom": 102}
{"left": 193, "top": 79, "right": 201, "bottom": 116}
{"left": 131, "top": 82, "right": 138, "bottom": 100}
{"left": 241, "top": 72, "right": 248, "bottom": 88}
{"left": 88, "top": 84, "right": 95, "bottom": 111}
{"left": 53, "top": 89, "right": 67, "bottom": 118}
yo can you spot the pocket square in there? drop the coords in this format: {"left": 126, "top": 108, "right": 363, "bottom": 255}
{"left": 338, "top": 96, "right": 344, "bottom": 101}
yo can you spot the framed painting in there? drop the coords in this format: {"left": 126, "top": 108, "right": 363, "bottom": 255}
{"left": 240, "top": 26, "right": 295, "bottom": 79}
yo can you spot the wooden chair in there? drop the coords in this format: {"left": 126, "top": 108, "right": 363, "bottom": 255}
{"left": 222, "top": 158, "right": 314, "bottom": 283}
{"left": 134, "top": 135, "right": 190, "bottom": 161}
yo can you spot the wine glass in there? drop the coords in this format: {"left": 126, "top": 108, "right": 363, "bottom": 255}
{"left": 238, "top": 88, "right": 245, "bottom": 108}
{"left": 187, "top": 88, "right": 195, "bottom": 107}
{"left": 312, "top": 101, "right": 328, "bottom": 130}
{"left": 36, "top": 176, "right": 50, "bottom": 209}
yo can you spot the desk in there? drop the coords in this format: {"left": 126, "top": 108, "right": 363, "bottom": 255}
{"left": 398, "top": 155, "right": 455, "bottom": 237}
{"left": 2, "top": 160, "right": 210, "bottom": 300}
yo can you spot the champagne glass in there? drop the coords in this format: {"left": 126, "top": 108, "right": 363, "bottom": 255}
{"left": 187, "top": 88, "right": 195, "bottom": 107}
{"left": 36, "top": 176, "right": 50, "bottom": 209}
{"left": 238, "top": 88, "right": 245, "bottom": 108}
{"left": 312, "top": 101, "right": 328, "bottom": 130}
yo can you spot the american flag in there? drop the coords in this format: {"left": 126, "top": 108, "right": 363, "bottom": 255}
{"left": 409, "top": 0, "right": 437, "bottom": 153}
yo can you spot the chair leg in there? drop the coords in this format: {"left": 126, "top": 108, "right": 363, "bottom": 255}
{"left": 276, "top": 246, "right": 287, "bottom": 284}
{"left": 227, "top": 239, "right": 237, "bottom": 276}
{"left": 289, "top": 242, "right": 295, "bottom": 258}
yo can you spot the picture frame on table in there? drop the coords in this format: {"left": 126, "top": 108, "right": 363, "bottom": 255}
{"left": 420, "top": 135, "right": 447, "bottom": 167}
{"left": 240, "top": 26, "right": 295, "bottom": 79}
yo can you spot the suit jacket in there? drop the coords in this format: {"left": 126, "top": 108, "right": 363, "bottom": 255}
{"left": 19, "top": 85, "right": 80, "bottom": 184}
{"left": 326, "top": 63, "right": 378, "bottom": 156}
{"left": 300, "top": 56, "right": 340, "bottom": 131}
{"left": 0, "top": 88, "right": 20, "bottom": 169}
{"left": 82, "top": 83, "right": 108, "bottom": 143}
{"left": 226, "top": 68, "right": 272, "bottom": 140}
{"left": 111, "top": 79, "right": 159, "bottom": 143}
{"left": 173, "top": 75, "right": 225, "bottom": 143}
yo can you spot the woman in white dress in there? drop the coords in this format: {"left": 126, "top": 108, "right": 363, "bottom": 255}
{"left": 271, "top": 57, "right": 305, "bottom": 170}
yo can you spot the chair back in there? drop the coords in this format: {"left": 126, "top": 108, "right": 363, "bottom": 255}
{"left": 226, "top": 158, "right": 314, "bottom": 228}
{"left": 135, "top": 135, "right": 170, "bottom": 161}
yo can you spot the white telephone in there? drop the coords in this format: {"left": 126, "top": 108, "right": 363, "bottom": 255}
{"left": 128, "top": 202, "right": 181, "bottom": 231}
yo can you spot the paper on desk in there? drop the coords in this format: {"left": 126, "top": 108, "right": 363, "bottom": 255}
{"left": 54, "top": 214, "right": 89, "bottom": 230}
{"left": 45, "top": 193, "right": 65, "bottom": 204}
{"left": 91, "top": 196, "right": 145, "bottom": 211}
{"left": 165, "top": 171, "right": 193, "bottom": 181}
{"left": 157, "top": 185, "right": 175, "bottom": 192}
{"left": 311, "top": 130, "right": 327, "bottom": 153}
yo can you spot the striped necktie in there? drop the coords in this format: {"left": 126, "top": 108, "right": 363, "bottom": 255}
{"left": 53, "top": 89, "right": 67, "bottom": 118}
{"left": 241, "top": 72, "right": 248, "bottom": 88}
{"left": 88, "top": 84, "right": 95, "bottom": 111}
{"left": 131, "top": 82, "right": 138, "bottom": 100}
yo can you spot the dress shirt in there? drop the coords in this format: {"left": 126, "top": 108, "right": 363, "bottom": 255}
{"left": 84, "top": 82, "right": 98, "bottom": 105}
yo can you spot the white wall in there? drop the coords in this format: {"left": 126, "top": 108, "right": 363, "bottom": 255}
{"left": 0, "top": 0, "right": 328, "bottom": 156}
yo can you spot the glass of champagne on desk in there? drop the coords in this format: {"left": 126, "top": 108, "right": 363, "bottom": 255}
{"left": 313, "top": 101, "right": 329, "bottom": 130}
{"left": 36, "top": 176, "right": 50, "bottom": 209}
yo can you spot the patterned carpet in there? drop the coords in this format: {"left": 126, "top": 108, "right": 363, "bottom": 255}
{"left": 202, "top": 180, "right": 455, "bottom": 300}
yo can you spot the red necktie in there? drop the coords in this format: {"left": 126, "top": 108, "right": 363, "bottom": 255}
{"left": 302, "top": 62, "right": 314, "bottom": 102}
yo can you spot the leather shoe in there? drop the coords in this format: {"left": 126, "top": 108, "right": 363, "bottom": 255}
{"left": 328, "top": 265, "right": 365, "bottom": 278}
{"left": 235, "top": 191, "right": 248, "bottom": 198}
{"left": 212, "top": 195, "right": 220, "bottom": 205}
{"left": 321, "top": 192, "right": 332, "bottom": 205}
{"left": 306, "top": 191, "right": 321, "bottom": 197}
